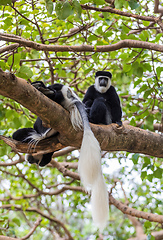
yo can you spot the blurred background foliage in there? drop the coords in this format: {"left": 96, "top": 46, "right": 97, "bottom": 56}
{"left": 0, "top": 0, "right": 162, "bottom": 239}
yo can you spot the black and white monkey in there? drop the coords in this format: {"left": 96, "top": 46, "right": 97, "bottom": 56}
{"left": 12, "top": 71, "right": 122, "bottom": 231}
{"left": 83, "top": 71, "right": 122, "bottom": 126}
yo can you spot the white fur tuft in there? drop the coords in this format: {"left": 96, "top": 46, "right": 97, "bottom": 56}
{"left": 91, "top": 174, "right": 109, "bottom": 232}
{"left": 61, "top": 86, "right": 81, "bottom": 109}
{"left": 61, "top": 85, "right": 83, "bottom": 130}
{"left": 78, "top": 130, "right": 101, "bottom": 189}
{"left": 70, "top": 106, "right": 83, "bottom": 130}
{"left": 78, "top": 129, "right": 109, "bottom": 231}
{"left": 24, "top": 128, "right": 52, "bottom": 142}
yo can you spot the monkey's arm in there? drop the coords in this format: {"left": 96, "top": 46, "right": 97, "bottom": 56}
{"left": 83, "top": 85, "right": 95, "bottom": 109}
{"left": 32, "top": 81, "right": 64, "bottom": 103}
{"left": 107, "top": 86, "right": 122, "bottom": 126}
{"left": 32, "top": 81, "right": 56, "bottom": 99}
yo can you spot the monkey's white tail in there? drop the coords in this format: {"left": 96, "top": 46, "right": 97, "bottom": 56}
{"left": 78, "top": 129, "right": 109, "bottom": 231}
{"left": 64, "top": 89, "right": 109, "bottom": 231}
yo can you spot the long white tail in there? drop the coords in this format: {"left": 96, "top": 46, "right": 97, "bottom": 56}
{"left": 61, "top": 87, "right": 109, "bottom": 231}
{"left": 74, "top": 101, "right": 109, "bottom": 231}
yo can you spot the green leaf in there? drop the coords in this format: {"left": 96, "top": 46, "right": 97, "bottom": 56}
{"left": 147, "top": 234, "right": 155, "bottom": 240}
{"left": 55, "top": 1, "right": 73, "bottom": 20}
{"left": 72, "top": 0, "right": 82, "bottom": 17}
{"left": 93, "top": 0, "right": 105, "bottom": 4}
{"left": 7, "top": 53, "right": 21, "bottom": 68}
{"left": 128, "top": 0, "right": 139, "bottom": 9}
{"left": 4, "top": 17, "right": 12, "bottom": 28}
{"left": 154, "top": 168, "right": 162, "bottom": 179}
{"left": 45, "top": 0, "right": 53, "bottom": 14}
{"left": 55, "top": 2, "right": 62, "bottom": 18}
{"left": 137, "top": 84, "right": 148, "bottom": 93}
{"left": 17, "top": 66, "right": 33, "bottom": 79}
{"left": 139, "top": 31, "right": 149, "bottom": 41}
{"left": 156, "top": 66, "right": 163, "bottom": 78}
{"left": 123, "top": 64, "right": 132, "bottom": 72}
{"left": 136, "top": 67, "right": 143, "bottom": 78}
{"left": 12, "top": 218, "right": 21, "bottom": 227}
{"left": 147, "top": 174, "right": 153, "bottom": 182}
{"left": 144, "top": 157, "right": 151, "bottom": 165}
{"left": 0, "top": 0, "right": 11, "bottom": 5}
{"left": 144, "top": 221, "right": 152, "bottom": 228}
{"left": 155, "top": 33, "right": 162, "bottom": 42}
{"left": 132, "top": 153, "right": 139, "bottom": 164}
{"left": 0, "top": 60, "right": 7, "bottom": 70}
{"left": 141, "top": 171, "right": 147, "bottom": 180}
{"left": 144, "top": 89, "right": 152, "bottom": 99}
{"left": 134, "top": 79, "right": 141, "bottom": 88}
{"left": 115, "top": 0, "right": 124, "bottom": 9}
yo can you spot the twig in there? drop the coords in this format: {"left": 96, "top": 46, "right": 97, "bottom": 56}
{"left": 20, "top": 217, "right": 42, "bottom": 240}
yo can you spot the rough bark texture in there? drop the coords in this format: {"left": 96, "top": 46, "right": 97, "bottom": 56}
{"left": 1, "top": 33, "right": 163, "bottom": 53}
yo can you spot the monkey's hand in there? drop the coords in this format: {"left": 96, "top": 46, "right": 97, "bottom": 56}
{"left": 116, "top": 121, "right": 122, "bottom": 127}
{"left": 32, "top": 81, "right": 56, "bottom": 98}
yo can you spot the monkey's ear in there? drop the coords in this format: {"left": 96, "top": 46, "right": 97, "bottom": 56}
{"left": 32, "top": 81, "right": 55, "bottom": 96}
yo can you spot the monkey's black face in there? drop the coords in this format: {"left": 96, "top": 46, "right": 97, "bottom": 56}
{"left": 95, "top": 76, "right": 111, "bottom": 93}
{"left": 98, "top": 77, "right": 109, "bottom": 87}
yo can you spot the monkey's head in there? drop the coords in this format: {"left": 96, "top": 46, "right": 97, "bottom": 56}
{"left": 95, "top": 71, "right": 112, "bottom": 93}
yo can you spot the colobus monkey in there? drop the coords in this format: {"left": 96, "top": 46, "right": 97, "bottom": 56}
{"left": 12, "top": 79, "right": 110, "bottom": 231}
{"left": 83, "top": 71, "right": 122, "bottom": 126}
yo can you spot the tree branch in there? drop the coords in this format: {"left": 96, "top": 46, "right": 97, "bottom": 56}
{"left": 128, "top": 230, "right": 163, "bottom": 240}
{"left": 81, "top": 4, "right": 157, "bottom": 22}
{"left": 1, "top": 33, "right": 163, "bottom": 53}
{"left": 0, "top": 43, "right": 19, "bottom": 54}
{"left": 0, "top": 69, "right": 162, "bottom": 158}
{"left": 20, "top": 217, "right": 42, "bottom": 240}
{"left": 154, "top": 0, "right": 163, "bottom": 13}
{"left": 109, "top": 195, "right": 163, "bottom": 223}
{"left": 0, "top": 236, "right": 19, "bottom": 240}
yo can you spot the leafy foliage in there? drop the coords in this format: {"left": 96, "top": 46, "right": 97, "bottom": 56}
{"left": 0, "top": 0, "right": 162, "bottom": 239}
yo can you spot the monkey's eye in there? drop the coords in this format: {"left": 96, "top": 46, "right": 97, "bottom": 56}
{"left": 99, "top": 77, "right": 108, "bottom": 81}
{"left": 67, "top": 88, "right": 73, "bottom": 99}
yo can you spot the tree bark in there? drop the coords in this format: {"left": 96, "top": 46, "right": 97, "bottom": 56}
{"left": 0, "top": 237, "right": 19, "bottom": 240}
{"left": 1, "top": 33, "right": 163, "bottom": 53}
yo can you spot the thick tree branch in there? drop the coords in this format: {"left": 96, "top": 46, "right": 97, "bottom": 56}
{"left": 1, "top": 34, "right": 163, "bottom": 53}
{"left": 81, "top": 4, "right": 157, "bottom": 22}
{"left": 0, "top": 69, "right": 162, "bottom": 158}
